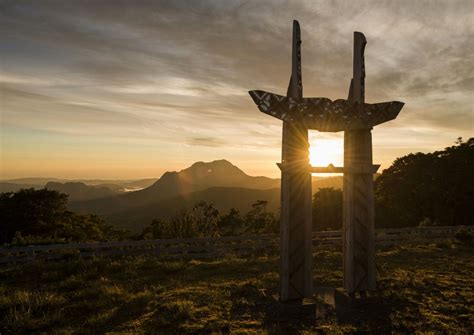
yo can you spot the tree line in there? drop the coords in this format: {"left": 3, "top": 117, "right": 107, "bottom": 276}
{"left": 375, "top": 137, "right": 473, "bottom": 228}
{"left": 313, "top": 138, "right": 473, "bottom": 230}
{"left": 1, "top": 138, "right": 472, "bottom": 244}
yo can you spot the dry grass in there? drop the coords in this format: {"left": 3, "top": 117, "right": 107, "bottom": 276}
{"left": 0, "top": 241, "right": 472, "bottom": 334}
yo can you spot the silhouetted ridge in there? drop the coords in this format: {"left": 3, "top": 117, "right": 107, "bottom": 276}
{"left": 142, "top": 171, "right": 194, "bottom": 196}
{"left": 70, "top": 159, "right": 279, "bottom": 216}
{"left": 183, "top": 159, "right": 245, "bottom": 177}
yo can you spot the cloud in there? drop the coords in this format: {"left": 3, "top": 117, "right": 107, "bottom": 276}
{"left": 187, "top": 137, "right": 227, "bottom": 148}
{"left": 1, "top": 0, "right": 472, "bottom": 177}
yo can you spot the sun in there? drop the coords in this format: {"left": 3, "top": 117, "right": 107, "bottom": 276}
{"left": 309, "top": 138, "right": 344, "bottom": 167}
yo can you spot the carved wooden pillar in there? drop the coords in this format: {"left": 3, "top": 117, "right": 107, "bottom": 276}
{"left": 343, "top": 32, "right": 376, "bottom": 294}
{"left": 279, "top": 20, "right": 313, "bottom": 301}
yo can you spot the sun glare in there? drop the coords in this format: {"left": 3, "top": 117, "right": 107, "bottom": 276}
{"left": 309, "top": 138, "right": 344, "bottom": 167}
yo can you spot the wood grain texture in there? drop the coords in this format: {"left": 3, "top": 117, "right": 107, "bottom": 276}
{"left": 343, "top": 32, "right": 376, "bottom": 294}
{"left": 278, "top": 20, "right": 313, "bottom": 301}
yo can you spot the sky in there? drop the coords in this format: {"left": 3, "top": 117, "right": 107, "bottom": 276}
{"left": 1, "top": 0, "right": 473, "bottom": 179}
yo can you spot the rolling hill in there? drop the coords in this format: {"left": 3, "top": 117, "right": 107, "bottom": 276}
{"left": 45, "top": 182, "right": 119, "bottom": 201}
{"left": 0, "top": 182, "right": 41, "bottom": 193}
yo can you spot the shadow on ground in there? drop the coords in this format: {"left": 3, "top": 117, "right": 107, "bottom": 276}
{"left": 225, "top": 283, "right": 393, "bottom": 334}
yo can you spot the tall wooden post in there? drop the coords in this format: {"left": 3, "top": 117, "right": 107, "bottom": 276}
{"left": 343, "top": 32, "right": 377, "bottom": 294}
{"left": 249, "top": 23, "right": 404, "bottom": 301}
{"left": 279, "top": 20, "right": 313, "bottom": 301}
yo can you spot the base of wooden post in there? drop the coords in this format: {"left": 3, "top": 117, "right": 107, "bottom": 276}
{"left": 271, "top": 295, "right": 318, "bottom": 317}
{"left": 260, "top": 287, "right": 388, "bottom": 323}
{"left": 260, "top": 286, "right": 337, "bottom": 320}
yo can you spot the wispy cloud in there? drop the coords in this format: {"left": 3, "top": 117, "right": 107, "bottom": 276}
{"left": 1, "top": 0, "right": 472, "bottom": 178}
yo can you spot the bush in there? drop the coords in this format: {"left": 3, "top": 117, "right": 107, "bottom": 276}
{"left": 11, "top": 231, "right": 68, "bottom": 246}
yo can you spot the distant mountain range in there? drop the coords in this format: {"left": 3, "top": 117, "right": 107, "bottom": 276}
{"left": 0, "top": 177, "right": 157, "bottom": 193}
{"left": 0, "top": 182, "right": 41, "bottom": 193}
{"left": 3, "top": 159, "right": 343, "bottom": 232}
{"left": 69, "top": 160, "right": 281, "bottom": 216}
{"left": 70, "top": 160, "right": 342, "bottom": 231}
{"left": 45, "top": 182, "right": 118, "bottom": 201}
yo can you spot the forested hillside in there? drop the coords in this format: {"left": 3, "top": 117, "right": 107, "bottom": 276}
{"left": 375, "top": 137, "right": 473, "bottom": 228}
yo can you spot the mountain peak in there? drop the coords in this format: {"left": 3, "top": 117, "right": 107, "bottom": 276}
{"left": 189, "top": 159, "right": 233, "bottom": 167}
{"left": 182, "top": 159, "right": 245, "bottom": 177}
{"left": 187, "top": 159, "right": 240, "bottom": 172}
{"left": 139, "top": 159, "right": 279, "bottom": 200}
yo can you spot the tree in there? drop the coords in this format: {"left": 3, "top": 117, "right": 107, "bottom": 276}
{"left": 217, "top": 208, "right": 244, "bottom": 236}
{"left": 168, "top": 209, "right": 196, "bottom": 238}
{"left": 192, "top": 201, "right": 219, "bottom": 237}
{"left": 1, "top": 188, "right": 69, "bottom": 243}
{"left": 0, "top": 188, "right": 125, "bottom": 244}
{"left": 374, "top": 138, "right": 474, "bottom": 228}
{"left": 312, "top": 188, "right": 343, "bottom": 231}
{"left": 245, "top": 200, "right": 279, "bottom": 234}
{"left": 140, "top": 219, "right": 170, "bottom": 239}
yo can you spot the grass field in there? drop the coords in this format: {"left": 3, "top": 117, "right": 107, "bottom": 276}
{"left": 0, "top": 241, "right": 473, "bottom": 334}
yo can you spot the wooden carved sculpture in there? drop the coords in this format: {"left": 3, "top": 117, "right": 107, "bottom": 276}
{"left": 249, "top": 23, "right": 404, "bottom": 300}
